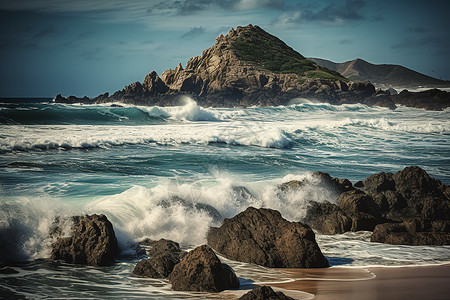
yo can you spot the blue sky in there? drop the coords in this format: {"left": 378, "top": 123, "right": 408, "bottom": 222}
{"left": 0, "top": 0, "right": 449, "bottom": 97}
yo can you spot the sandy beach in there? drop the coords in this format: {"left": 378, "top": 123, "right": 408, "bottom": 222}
{"left": 269, "top": 264, "right": 450, "bottom": 300}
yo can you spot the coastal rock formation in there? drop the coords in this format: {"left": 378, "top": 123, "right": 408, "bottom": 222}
{"left": 304, "top": 190, "right": 381, "bottom": 234}
{"left": 392, "top": 89, "right": 450, "bottom": 111}
{"left": 371, "top": 218, "right": 450, "bottom": 245}
{"left": 207, "top": 207, "right": 329, "bottom": 268}
{"left": 133, "top": 239, "right": 186, "bottom": 278}
{"left": 302, "top": 166, "right": 449, "bottom": 244}
{"left": 336, "top": 190, "right": 381, "bottom": 231}
{"left": 50, "top": 214, "right": 119, "bottom": 266}
{"left": 54, "top": 94, "right": 92, "bottom": 104}
{"left": 56, "top": 24, "right": 449, "bottom": 110}
{"left": 239, "top": 286, "right": 295, "bottom": 300}
{"left": 168, "top": 245, "right": 239, "bottom": 292}
{"left": 355, "top": 166, "right": 450, "bottom": 222}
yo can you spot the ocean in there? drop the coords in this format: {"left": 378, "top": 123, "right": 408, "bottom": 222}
{"left": 1, "top": 97, "right": 449, "bottom": 298}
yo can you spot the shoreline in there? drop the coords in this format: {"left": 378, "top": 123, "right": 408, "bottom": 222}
{"left": 267, "top": 264, "right": 450, "bottom": 300}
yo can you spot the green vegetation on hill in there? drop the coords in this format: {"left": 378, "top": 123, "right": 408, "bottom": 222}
{"left": 231, "top": 26, "right": 346, "bottom": 81}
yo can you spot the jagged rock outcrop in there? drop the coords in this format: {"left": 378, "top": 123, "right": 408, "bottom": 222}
{"left": 392, "top": 89, "right": 450, "bottom": 111}
{"left": 50, "top": 214, "right": 119, "bottom": 266}
{"left": 302, "top": 166, "right": 449, "bottom": 243}
{"left": 168, "top": 245, "right": 239, "bottom": 292}
{"left": 133, "top": 239, "right": 186, "bottom": 278}
{"left": 53, "top": 94, "right": 92, "bottom": 104}
{"left": 355, "top": 166, "right": 450, "bottom": 222}
{"left": 239, "top": 286, "right": 295, "bottom": 300}
{"left": 207, "top": 207, "right": 329, "bottom": 268}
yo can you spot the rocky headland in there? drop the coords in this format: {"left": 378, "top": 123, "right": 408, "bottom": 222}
{"left": 54, "top": 24, "right": 450, "bottom": 111}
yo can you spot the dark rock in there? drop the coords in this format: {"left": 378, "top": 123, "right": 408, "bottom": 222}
{"left": 337, "top": 189, "right": 381, "bottom": 231}
{"left": 207, "top": 207, "right": 329, "bottom": 268}
{"left": 51, "top": 214, "right": 119, "bottom": 266}
{"left": 168, "top": 245, "right": 239, "bottom": 292}
{"left": 53, "top": 94, "right": 93, "bottom": 104}
{"left": 305, "top": 201, "right": 352, "bottom": 234}
{"left": 239, "top": 286, "right": 295, "bottom": 300}
{"left": 305, "top": 189, "right": 381, "bottom": 234}
{"left": 143, "top": 71, "right": 170, "bottom": 95}
{"left": 371, "top": 218, "right": 450, "bottom": 245}
{"left": 93, "top": 92, "right": 109, "bottom": 103}
{"left": 133, "top": 252, "right": 180, "bottom": 278}
{"left": 356, "top": 166, "right": 449, "bottom": 221}
{"left": 133, "top": 239, "right": 186, "bottom": 278}
{"left": 392, "top": 89, "right": 450, "bottom": 111}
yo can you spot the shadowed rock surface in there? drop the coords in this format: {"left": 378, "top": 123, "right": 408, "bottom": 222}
{"left": 207, "top": 207, "right": 329, "bottom": 268}
{"left": 50, "top": 214, "right": 119, "bottom": 266}
{"left": 239, "top": 286, "right": 295, "bottom": 300}
{"left": 133, "top": 239, "right": 186, "bottom": 278}
{"left": 371, "top": 218, "right": 450, "bottom": 245}
{"left": 355, "top": 166, "right": 450, "bottom": 222}
{"left": 168, "top": 245, "right": 239, "bottom": 292}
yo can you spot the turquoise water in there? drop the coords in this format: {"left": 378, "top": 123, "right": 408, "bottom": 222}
{"left": 1, "top": 98, "right": 449, "bottom": 298}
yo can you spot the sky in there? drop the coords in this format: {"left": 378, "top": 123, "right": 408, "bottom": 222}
{"left": 0, "top": 0, "right": 449, "bottom": 97}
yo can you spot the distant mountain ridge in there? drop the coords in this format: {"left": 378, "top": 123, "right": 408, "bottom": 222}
{"left": 309, "top": 58, "right": 450, "bottom": 89}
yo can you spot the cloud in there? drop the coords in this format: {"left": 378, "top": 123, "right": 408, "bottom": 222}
{"left": 275, "top": 0, "right": 366, "bottom": 27}
{"left": 391, "top": 35, "right": 449, "bottom": 56}
{"left": 33, "top": 25, "right": 61, "bottom": 39}
{"left": 180, "top": 26, "right": 206, "bottom": 39}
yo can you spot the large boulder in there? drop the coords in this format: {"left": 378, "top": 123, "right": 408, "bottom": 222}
{"left": 51, "top": 214, "right": 119, "bottom": 266}
{"left": 207, "top": 207, "right": 329, "bottom": 268}
{"left": 168, "top": 245, "right": 239, "bottom": 292}
{"left": 371, "top": 218, "right": 450, "bottom": 245}
{"left": 239, "top": 286, "right": 295, "bottom": 300}
{"left": 133, "top": 239, "right": 186, "bottom": 278}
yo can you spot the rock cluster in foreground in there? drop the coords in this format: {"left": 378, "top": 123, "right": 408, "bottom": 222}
{"left": 51, "top": 214, "right": 119, "bottom": 266}
{"left": 133, "top": 241, "right": 239, "bottom": 292}
{"left": 207, "top": 207, "right": 329, "bottom": 268}
{"left": 301, "top": 166, "right": 449, "bottom": 245}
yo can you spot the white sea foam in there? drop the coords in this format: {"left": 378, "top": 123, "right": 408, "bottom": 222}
{"left": 140, "top": 97, "right": 221, "bottom": 121}
{"left": 0, "top": 122, "right": 293, "bottom": 152}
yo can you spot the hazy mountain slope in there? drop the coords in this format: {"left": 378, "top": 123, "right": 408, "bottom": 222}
{"left": 310, "top": 58, "right": 450, "bottom": 88}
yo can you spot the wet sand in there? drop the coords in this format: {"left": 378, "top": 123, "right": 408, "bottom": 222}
{"left": 269, "top": 265, "right": 450, "bottom": 300}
